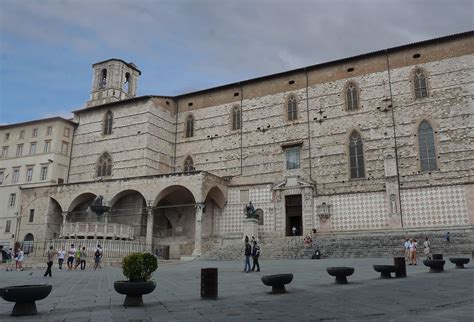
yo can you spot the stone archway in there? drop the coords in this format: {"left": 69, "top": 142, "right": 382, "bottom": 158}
{"left": 109, "top": 190, "right": 147, "bottom": 241}
{"left": 47, "top": 198, "right": 63, "bottom": 239}
{"left": 67, "top": 193, "right": 97, "bottom": 222}
{"left": 202, "top": 186, "right": 226, "bottom": 238}
{"left": 151, "top": 185, "right": 198, "bottom": 259}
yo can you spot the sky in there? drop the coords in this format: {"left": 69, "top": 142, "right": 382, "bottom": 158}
{"left": 0, "top": 0, "right": 473, "bottom": 124}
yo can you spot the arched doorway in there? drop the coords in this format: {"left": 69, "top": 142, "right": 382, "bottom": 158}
{"left": 22, "top": 233, "right": 34, "bottom": 254}
{"left": 153, "top": 185, "right": 197, "bottom": 258}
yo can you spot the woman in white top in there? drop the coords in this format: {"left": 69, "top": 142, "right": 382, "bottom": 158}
{"left": 16, "top": 249, "right": 24, "bottom": 271}
{"left": 57, "top": 249, "right": 66, "bottom": 271}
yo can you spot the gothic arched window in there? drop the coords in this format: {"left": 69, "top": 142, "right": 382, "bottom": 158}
{"left": 418, "top": 120, "right": 437, "bottom": 171}
{"left": 414, "top": 69, "right": 428, "bottom": 99}
{"left": 99, "top": 69, "right": 107, "bottom": 89}
{"left": 183, "top": 156, "right": 194, "bottom": 172}
{"left": 97, "top": 152, "right": 113, "bottom": 177}
{"left": 346, "top": 82, "right": 359, "bottom": 111}
{"left": 349, "top": 131, "right": 365, "bottom": 179}
{"left": 103, "top": 111, "right": 113, "bottom": 135}
{"left": 287, "top": 95, "right": 297, "bottom": 121}
{"left": 232, "top": 106, "right": 241, "bottom": 130}
{"left": 185, "top": 115, "right": 194, "bottom": 138}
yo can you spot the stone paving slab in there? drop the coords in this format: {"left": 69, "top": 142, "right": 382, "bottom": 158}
{"left": 0, "top": 258, "right": 473, "bottom": 321}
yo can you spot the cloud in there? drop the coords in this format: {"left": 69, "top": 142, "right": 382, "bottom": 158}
{"left": 0, "top": 0, "right": 472, "bottom": 123}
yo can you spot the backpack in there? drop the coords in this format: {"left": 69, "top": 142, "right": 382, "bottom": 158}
{"left": 95, "top": 249, "right": 100, "bottom": 257}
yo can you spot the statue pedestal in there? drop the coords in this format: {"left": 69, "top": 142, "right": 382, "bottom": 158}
{"left": 243, "top": 218, "right": 259, "bottom": 241}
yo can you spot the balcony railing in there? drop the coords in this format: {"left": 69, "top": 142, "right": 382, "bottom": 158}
{"left": 62, "top": 222, "right": 134, "bottom": 240}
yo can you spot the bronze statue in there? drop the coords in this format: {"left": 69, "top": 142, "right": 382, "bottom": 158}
{"left": 245, "top": 201, "right": 256, "bottom": 219}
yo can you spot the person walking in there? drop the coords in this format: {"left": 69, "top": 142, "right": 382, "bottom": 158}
{"left": 251, "top": 240, "right": 260, "bottom": 272}
{"left": 423, "top": 237, "right": 431, "bottom": 260}
{"left": 44, "top": 246, "right": 55, "bottom": 277}
{"left": 67, "top": 244, "right": 76, "bottom": 270}
{"left": 409, "top": 239, "right": 418, "bottom": 265}
{"left": 243, "top": 240, "right": 251, "bottom": 273}
{"left": 74, "top": 246, "right": 82, "bottom": 269}
{"left": 403, "top": 238, "right": 410, "bottom": 262}
{"left": 93, "top": 245, "right": 102, "bottom": 270}
{"left": 16, "top": 248, "right": 24, "bottom": 271}
{"left": 57, "top": 248, "right": 66, "bottom": 271}
{"left": 444, "top": 231, "right": 450, "bottom": 243}
{"left": 80, "top": 247, "right": 87, "bottom": 270}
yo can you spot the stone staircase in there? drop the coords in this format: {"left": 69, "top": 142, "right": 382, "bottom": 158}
{"left": 200, "top": 227, "right": 474, "bottom": 260}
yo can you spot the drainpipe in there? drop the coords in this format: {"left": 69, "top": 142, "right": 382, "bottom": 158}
{"left": 385, "top": 49, "right": 404, "bottom": 229}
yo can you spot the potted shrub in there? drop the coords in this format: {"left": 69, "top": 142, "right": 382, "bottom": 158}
{"left": 113, "top": 253, "right": 158, "bottom": 307}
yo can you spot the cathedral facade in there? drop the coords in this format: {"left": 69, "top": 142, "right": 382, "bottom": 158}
{"left": 12, "top": 31, "right": 474, "bottom": 259}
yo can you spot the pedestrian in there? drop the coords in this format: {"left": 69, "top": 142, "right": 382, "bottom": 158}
{"left": 423, "top": 237, "right": 431, "bottom": 260}
{"left": 74, "top": 246, "right": 81, "bottom": 269}
{"left": 80, "top": 247, "right": 87, "bottom": 270}
{"left": 58, "top": 248, "right": 66, "bottom": 271}
{"left": 94, "top": 245, "right": 102, "bottom": 270}
{"left": 243, "top": 240, "right": 251, "bottom": 273}
{"left": 44, "top": 246, "right": 55, "bottom": 277}
{"left": 67, "top": 244, "right": 76, "bottom": 270}
{"left": 16, "top": 248, "right": 24, "bottom": 271}
{"left": 251, "top": 240, "right": 260, "bottom": 272}
{"left": 444, "top": 231, "right": 450, "bottom": 243}
{"left": 292, "top": 226, "right": 297, "bottom": 236}
{"left": 409, "top": 238, "right": 417, "bottom": 265}
{"left": 403, "top": 238, "right": 410, "bottom": 262}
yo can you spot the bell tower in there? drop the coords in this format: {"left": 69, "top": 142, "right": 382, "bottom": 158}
{"left": 86, "top": 59, "right": 141, "bottom": 108}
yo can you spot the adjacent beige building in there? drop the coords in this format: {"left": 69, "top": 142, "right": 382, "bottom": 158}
{"left": 12, "top": 31, "right": 474, "bottom": 259}
{"left": 0, "top": 117, "right": 76, "bottom": 250}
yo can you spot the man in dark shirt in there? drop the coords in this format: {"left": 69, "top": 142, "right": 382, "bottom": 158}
{"left": 243, "top": 240, "right": 251, "bottom": 273}
{"left": 44, "top": 246, "right": 55, "bottom": 277}
{"left": 251, "top": 241, "right": 260, "bottom": 272}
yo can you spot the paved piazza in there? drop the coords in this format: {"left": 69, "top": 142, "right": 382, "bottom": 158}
{"left": 0, "top": 258, "right": 473, "bottom": 321}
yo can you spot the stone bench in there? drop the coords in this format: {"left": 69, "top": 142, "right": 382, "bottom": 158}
{"left": 326, "top": 267, "right": 355, "bottom": 284}
{"left": 423, "top": 259, "right": 445, "bottom": 273}
{"left": 373, "top": 265, "right": 397, "bottom": 279}
{"left": 449, "top": 258, "right": 470, "bottom": 269}
{"left": 1, "top": 284, "right": 52, "bottom": 316}
{"left": 261, "top": 274, "right": 293, "bottom": 294}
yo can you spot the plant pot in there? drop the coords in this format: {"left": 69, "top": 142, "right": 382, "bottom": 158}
{"left": 1, "top": 284, "right": 52, "bottom": 316}
{"left": 113, "top": 281, "right": 156, "bottom": 307}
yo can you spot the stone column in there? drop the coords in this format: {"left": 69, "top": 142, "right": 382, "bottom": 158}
{"left": 145, "top": 207, "right": 154, "bottom": 253}
{"left": 61, "top": 211, "right": 68, "bottom": 237}
{"left": 192, "top": 204, "right": 204, "bottom": 256}
{"left": 243, "top": 218, "right": 259, "bottom": 240}
{"left": 103, "top": 212, "right": 109, "bottom": 237}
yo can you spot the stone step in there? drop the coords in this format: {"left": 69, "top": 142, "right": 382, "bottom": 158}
{"left": 201, "top": 227, "right": 474, "bottom": 260}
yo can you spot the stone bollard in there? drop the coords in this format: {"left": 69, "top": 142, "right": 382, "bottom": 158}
{"left": 201, "top": 268, "right": 218, "bottom": 299}
{"left": 393, "top": 257, "right": 406, "bottom": 278}
{"left": 432, "top": 254, "right": 443, "bottom": 260}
